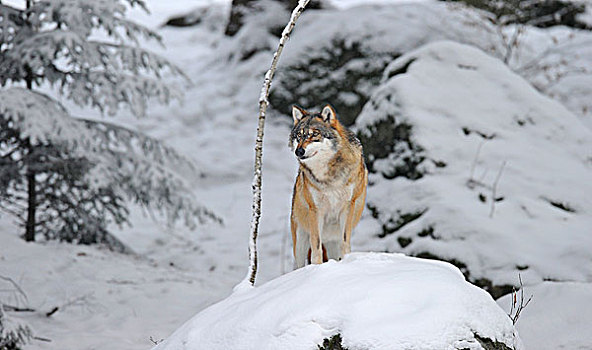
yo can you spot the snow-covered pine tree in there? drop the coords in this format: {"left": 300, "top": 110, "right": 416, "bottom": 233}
{"left": 0, "top": 0, "right": 217, "bottom": 249}
{"left": 0, "top": 305, "right": 31, "bottom": 350}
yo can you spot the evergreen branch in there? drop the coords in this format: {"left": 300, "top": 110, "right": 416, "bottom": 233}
{"left": 89, "top": 41, "right": 187, "bottom": 79}
{"left": 66, "top": 71, "right": 181, "bottom": 117}
{"left": 74, "top": 117, "right": 196, "bottom": 181}
{"left": 25, "top": 0, "right": 160, "bottom": 44}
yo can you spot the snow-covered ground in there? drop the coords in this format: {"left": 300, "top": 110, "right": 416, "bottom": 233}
{"left": 1, "top": 0, "right": 592, "bottom": 349}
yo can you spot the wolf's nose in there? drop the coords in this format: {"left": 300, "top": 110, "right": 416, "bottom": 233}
{"left": 295, "top": 147, "right": 305, "bottom": 158}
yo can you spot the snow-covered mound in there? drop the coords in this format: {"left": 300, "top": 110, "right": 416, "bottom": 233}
{"left": 355, "top": 41, "right": 592, "bottom": 296}
{"left": 154, "top": 253, "right": 522, "bottom": 350}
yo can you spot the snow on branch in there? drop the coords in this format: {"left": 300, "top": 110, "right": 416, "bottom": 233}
{"left": 0, "top": 0, "right": 183, "bottom": 118}
{"left": 0, "top": 88, "right": 93, "bottom": 149}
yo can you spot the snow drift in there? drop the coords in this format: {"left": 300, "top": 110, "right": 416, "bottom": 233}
{"left": 153, "top": 253, "right": 522, "bottom": 350}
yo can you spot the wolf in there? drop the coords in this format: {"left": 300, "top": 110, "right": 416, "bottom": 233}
{"left": 289, "top": 104, "right": 367, "bottom": 268}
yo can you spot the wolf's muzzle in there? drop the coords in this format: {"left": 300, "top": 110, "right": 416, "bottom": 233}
{"left": 295, "top": 147, "right": 305, "bottom": 158}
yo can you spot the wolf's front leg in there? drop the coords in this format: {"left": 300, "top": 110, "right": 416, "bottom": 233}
{"left": 295, "top": 227, "right": 314, "bottom": 268}
{"left": 309, "top": 219, "right": 323, "bottom": 264}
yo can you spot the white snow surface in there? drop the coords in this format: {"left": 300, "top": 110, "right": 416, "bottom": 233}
{"left": 155, "top": 253, "right": 521, "bottom": 350}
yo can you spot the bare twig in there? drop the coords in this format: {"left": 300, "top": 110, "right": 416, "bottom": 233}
{"left": 503, "top": 26, "right": 523, "bottom": 64}
{"left": 508, "top": 274, "right": 533, "bottom": 325}
{"left": 0, "top": 275, "right": 29, "bottom": 306}
{"left": 467, "top": 140, "right": 487, "bottom": 189}
{"left": 489, "top": 160, "right": 506, "bottom": 218}
{"left": 243, "top": 0, "right": 310, "bottom": 287}
{"left": 149, "top": 336, "right": 164, "bottom": 345}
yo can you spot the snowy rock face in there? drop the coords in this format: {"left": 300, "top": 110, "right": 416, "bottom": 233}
{"left": 354, "top": 41, "right": 592, "bottom": 297}
{"left": 270, "top": 3, "right": 501, "bottom": 126}
{"left": 153, "top": 253, "right": 521, "bottom": 350}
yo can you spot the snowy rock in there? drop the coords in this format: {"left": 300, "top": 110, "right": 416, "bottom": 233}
{"left": 154, "top": 253, "right": 522, "bottom": 350}
{"left": 269, "top": 2, "right": 503, "bottom": 125}
{"left": 354, "top": 41, "right": 592, "bottom": 297}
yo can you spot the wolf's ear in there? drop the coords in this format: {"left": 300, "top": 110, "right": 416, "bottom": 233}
{"left": 321, "top": 104, "right": 337, "bottom": 125}
{"left": 292, "top": 105, "right": 306, "bottom": 125}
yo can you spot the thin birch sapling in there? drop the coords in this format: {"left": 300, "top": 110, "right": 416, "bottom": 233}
{"left": 243, "top": 0, "right": 311, "bottom": 287}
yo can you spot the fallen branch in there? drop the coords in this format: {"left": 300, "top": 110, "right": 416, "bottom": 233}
{"left": 45, "top": 307, "right": 59, "bottom": 317}
{"left": 32, "top": 336, "right": 52, "bottom": 342}
{"left": 1, "top": 304, "right": 35, "bottom": 312}
{"left": 243, "top": 0, "right": 311, "bottom": 287}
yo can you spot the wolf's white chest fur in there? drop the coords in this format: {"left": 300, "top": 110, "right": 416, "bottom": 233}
{"left": 310, "top": 181, "right": 354, "bottom": 219}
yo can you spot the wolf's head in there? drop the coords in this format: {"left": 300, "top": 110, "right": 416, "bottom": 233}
{"left": 289, "top": 104, "right": 340, "bottom": 164}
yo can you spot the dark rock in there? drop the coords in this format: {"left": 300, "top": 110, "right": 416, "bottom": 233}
{"left": 270, "top": 38, "right": 399, "bottom": 126}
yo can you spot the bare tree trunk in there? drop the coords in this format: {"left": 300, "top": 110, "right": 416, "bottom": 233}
{"left": 24, "top": 170, "right": 36, "bottom": 242}
{"left": 243, "top": 0, "right": 310, "bottom": 288}
{"left": 24, "top": 60, "right": 35, "bottom": 241}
